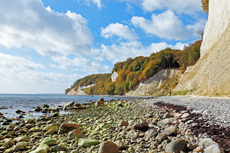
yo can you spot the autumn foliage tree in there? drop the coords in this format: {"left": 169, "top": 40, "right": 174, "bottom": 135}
{"left": 66, "top": 41, "right": 202, "bottom": 95}
{"left": 201, "top": 0, "right": 209, "bottom": 14}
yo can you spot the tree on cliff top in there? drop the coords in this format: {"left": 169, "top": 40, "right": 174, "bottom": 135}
{"left": 201, "top": 0, "right": 209, "bottom": 14}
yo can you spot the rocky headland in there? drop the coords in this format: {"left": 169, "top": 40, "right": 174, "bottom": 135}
{"left": 0, "top": 96, "right": 228, "bottom": 153}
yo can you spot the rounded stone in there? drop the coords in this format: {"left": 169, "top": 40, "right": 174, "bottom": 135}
{"left": 98, "top": 141, "right": 119, "bottom": 153}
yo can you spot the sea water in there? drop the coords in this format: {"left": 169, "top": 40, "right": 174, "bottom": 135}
{"left": 0, "top": 94, "right": 135, "bottom": 119}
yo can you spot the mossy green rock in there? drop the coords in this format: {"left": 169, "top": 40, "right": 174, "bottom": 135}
{"left": 41, "top": 137, "right": 57, "bottom": 146}
{"left": 13, "top": 142, "right": 27, "bottom": 151}
{"left": 50, "top": 145, "right": 67, "bottom": 152}
{"left": 43, "top": 124, "right": 57, "bottom": 131}
{"left": 30, "top": 144, "right": 51, "bottom": 153}
{"left": 3, "top": 139, "right": 14, "bottom": 148}
{"left": 78, "top": 138, "right": 100, "bottom": 147}
{"left": 4, "top": 148, "right": 13, "bottom": 153}
{"left": 68, "top": 129, "right": 83, "bottom": 140}
{"left": 45, "top": 128, "right": 58, "bottom": 135}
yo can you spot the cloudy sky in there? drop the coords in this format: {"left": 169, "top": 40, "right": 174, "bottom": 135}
{"left": 0, "top": 0, "right": 208, "bottom": 94}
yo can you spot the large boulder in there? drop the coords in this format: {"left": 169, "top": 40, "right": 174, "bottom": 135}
{"left": 165, "top": 139, "right": 187, "bottom": 153}
{"left": 198, "top": 138, "right": 218, "bottom": 148}
{"left": 98, "top": 141, "right": 119, "bottom": 153}
{"left": 58, "top": 123, "right": 79, "bottom": 134}
{"left": 63, "top": 101, "right": 75, "bottom": 110}
{"left": 95, "top": 98, "right": 104, "bottom": 107}
{"left": 204, "top": 144, "right": 224, "bottom": 153}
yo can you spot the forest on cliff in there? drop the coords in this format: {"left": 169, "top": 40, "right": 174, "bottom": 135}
{"left": 65, "top": 40, "right": 202, "bottom": 95}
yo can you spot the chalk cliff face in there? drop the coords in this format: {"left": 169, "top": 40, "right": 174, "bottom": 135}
{"left": 111, "top": 72, "right": 118, "bottom": 82}
{"left": 126, "top": 69, "right": 180, "bottom": 96}
{"left": 175, "top": 0, "right": 230, "bottom": 95}
{"left": 200, "top": 0, "right": 230, "bottom": 56}
{"left": 66, "top": 88, "right": 87, "bottom": 95}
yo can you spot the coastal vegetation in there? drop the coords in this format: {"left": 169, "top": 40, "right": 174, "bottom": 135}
{"left": 201, "top": 0, "right": 209, "bottom": 14}
{"left": 66, "top": 40, "right": 202, "bottom": 96}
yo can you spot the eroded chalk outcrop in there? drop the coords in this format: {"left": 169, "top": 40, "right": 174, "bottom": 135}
{"left": 200, "top": 0, "right": 230, "bottom": 56}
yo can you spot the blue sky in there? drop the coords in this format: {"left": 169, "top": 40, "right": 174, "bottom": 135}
{"left": 0, "top": 0, "right": 208, "bottom": 94}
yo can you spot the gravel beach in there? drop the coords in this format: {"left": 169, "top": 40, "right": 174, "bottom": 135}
{"left": 0, "top": 97, "right": 229, "bottom": 153}
{"left": 145, "top": 96, "right": 230, "bottom": 127}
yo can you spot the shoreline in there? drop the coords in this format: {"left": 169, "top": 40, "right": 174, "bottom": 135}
{"left": 0, "top": 97, "right": 228, "bottom": 152}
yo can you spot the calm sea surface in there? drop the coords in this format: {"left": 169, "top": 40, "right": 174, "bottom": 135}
{"left": 0, "top": 94, "right": 136, "bottom": 119}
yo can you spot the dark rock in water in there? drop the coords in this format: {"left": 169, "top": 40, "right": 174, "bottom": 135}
{"left": 42, "top": 108, "right": 48, "bottom": 113}
{"left": 18, "top": 115, "right": 24, "bottom": 118}
{"left": 16, "top": 109, "right": 24, "bottom": 113}
{"left": 0, "top": 112, "right": 3, "bottom": 115}
{"left": 0, "top": 106, "right": 8, "bottom": 110}
{"left": 134, "top": 122, "right": 149, "bottom": 132}
{"left": 42, "top": 104, "right": 49, "bottom": 108}
{"left": 99, "top": 98, "right": 104, "bottom": 102}
{"left": 52, "top": 112, "right": 59, "bottom": 117}
{"left": 2, "top": 121, "right": 9, "bottom": 125}
{"left": 95, "top": 98, "right": 105, "bottom": 107}
{"left": 35, "top": 106, "right": 42, "bottom": 112}
{"left": 63, "top": 101, "right": 75, "bottom": 110}
{"left": 75, "top": 103, "right": 83, "bottom": 107}
{"left": 6, "top": 119, "right": 12, "bottom": 122}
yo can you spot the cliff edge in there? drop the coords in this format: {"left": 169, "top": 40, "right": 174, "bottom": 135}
{"left": 175, "top": 22, "right": 230, "bottom": 95}
{"left": 126, "top": 69, "right": 180, "bottom": 96}
{"left": 200, "top": 0, "right": 230, "bottom": 56}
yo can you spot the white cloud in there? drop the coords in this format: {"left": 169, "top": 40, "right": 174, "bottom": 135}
{"left": 52, "top": 56, "right": 110, "bottom": 73}
{"left": 81, "top": 0, "right": 103, "bottom": 8}
{"left": 142, "top": 0, "right": 202, "bottom": 14}
{"left": 126, "top": 3, "right": 134, "bottom": 13}
{"left": 100, "top": 41, "right": 188, "bottom": 63}
{"left": 91, "top": 0, "right": 102, "bottom": 8}
{"left": 0, "top": 52, "right": 79, "bottom": 93}
{"left": 101, "top": 23, "right": 138, "bottom": 40}
{"left": 0, "top": 0, "right": 93, "bottom": 56}
{"left": 59, "top": 65, "right": 73, "bottom": 72}
{"left": 131, "top": 10, "right": 193, "bottom": 40}
{"left": 0, "top": 52, "right": 44, "bottom": 71}
{"left": 49, "top": 64, "right": 58, "bottom": 68}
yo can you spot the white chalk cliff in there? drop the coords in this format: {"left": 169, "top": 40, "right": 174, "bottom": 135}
{"left": 175, "top": 0, "right": 230, "bottom": 95}
{"left": 200, "top": 0, "right": 230, "bottom": 56}
{"left": 126, "top": 69, "right": 180, "bottom": 96}
{"left": 111, "top": 72, "right": 118, "bottom": 82}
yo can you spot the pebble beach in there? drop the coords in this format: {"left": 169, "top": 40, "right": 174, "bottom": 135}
{"left": 0, "top": 96, "right": 229, "bottom": 153}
